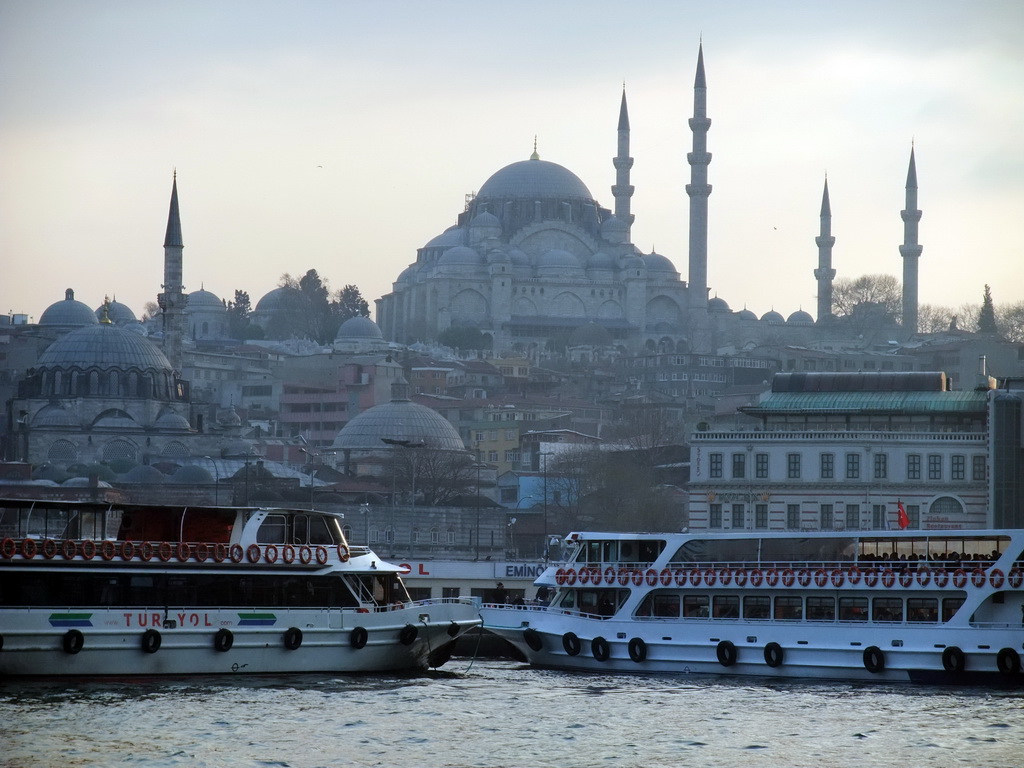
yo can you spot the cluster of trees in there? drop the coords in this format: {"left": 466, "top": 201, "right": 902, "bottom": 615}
{"left": 831, "top": 275, "right": 1024, "bottom": 341}
{"left": 227, "top": 269, "right": 370, "bottom": 344}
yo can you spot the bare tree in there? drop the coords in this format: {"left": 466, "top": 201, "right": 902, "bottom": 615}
{"left": 388, "top": 446, "right": 475, "bottom": 507}
{"left": 832, "top": 274, "right": 902, "bottom": 322}
{"left": 998, "top": 302, "right": 1024, "bottom": 343}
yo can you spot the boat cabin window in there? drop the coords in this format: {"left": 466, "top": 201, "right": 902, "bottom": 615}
{"left": 257, "top": 514, "right": 287, "bottom": 544}
{"left": 713, "top": 595, "right": 739, "bottom": 619}
{"left": 907, "top": 598, "right": 939, "bottom": 623}
{"left": 294, "top": 514, "right": 339, "bottom": 545}
{"left": 0, "top": 501, "right": 118, "bottom": 541}
{"left": 806, "top": 596, "right": 835, "bottom": 621}
{"left": 872, "top": 597, "right": 903, "bottom": 623}
{"left": 857, "top": 535, "right": 1009, "bottom": 565}
{"left": 683, "top": 594, "right": 709, "bottom": 618}
{"left": 637, "top": 593, "right": 681, "bottom": 618}
{"left": 743, "top": 596, "right": 770, "bottom": 620}
{"left": 575, "top": 539, "right": 665, "bottom": 565}
{"left": 942, "top": 597, "right": 965, "bottom": 622}
{"left": 774, "top": 596, "right": 802, "bottom": 621}
{"left": 557, "top": 589, "right": 621, "bottom": 617}
{"left": 839, "top": 597, "right": 868, "bottom": 621}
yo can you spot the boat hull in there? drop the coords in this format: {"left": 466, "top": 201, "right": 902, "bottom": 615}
{"left": 481, "top": 606, "right": 1024, "bottom": 685}
{"left": 0, "top": 603, "right": 480, "bottom": 677}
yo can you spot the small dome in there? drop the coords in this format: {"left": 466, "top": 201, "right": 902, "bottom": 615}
{"left": 36, "top": 323, "right": 172, "bottom": 372}
{"left": 32, "top": 404, "right": 77, "bottom": 428}
{"left": 424, "top": 225, "right": 466, "bottom": 249}
{"left": 538, "top": 249, "right": 581, "bottom": 268}
{"left": 737, "top": 308, "right": 758, "bottom": 321}
{"left": 217, "top": 407, "right": 242, "bottom": 426}
{"left": 507, "top": 248, "right": 530, "bottom": 266}
{"left": 645, "top": 252, "right": 678, "bottom": 274}
{"left": 470, "top": 211, "right": 501, "bottom": 230}
{"left": 601, "top": 216, "right": 628, "bottom": 234}
{"left": 761, "top": 310, "right": 785, "bottom": 324}
{"left": 40, "top": 289, "right": 99, "bottom": 328}
{"left": 169, "top": 464, "right": 214, "bottom": 484}
{"left": 437, "top": 246, "right": 482, "bottom": 267}
{"left": 155, "top": 409, "right": 192, "bottom": 430}
{"left": 254, "top": 286, "right": 304, "bottom": 313}
{"left": 568, "top": 322, "right": 614, "bottom": 347}
{"left": 336, "top": 316, "right": 384, "bottom": 340}
{"left": 708, "top": 297, "right": 731, "bottom": 313}
{"left": 476, "top": 158, "right": 595, "bottom": 202}
{"left": 92, "top": 409, "right": 140, "bottom": 430}
{"left": 787, "top": 309, "right": 814, "bottom": 325}
{"left": 96, "top": 300, "right": 137, "bottom": 326}
{"left": 620, "top": 254, "right": 645, "bottom": 270}
{"left": 120, "top": 465, "right": 167, "bottom": 484}
{"left": 186, "top": 289, "right": 224, "bottom": 309}
{"left": 587, "top": 251, "right": 615, "bottom": 269}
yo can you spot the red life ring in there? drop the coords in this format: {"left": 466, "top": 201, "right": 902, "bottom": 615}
{"left": 1008, "top": 568, "right": 1023, "bottom": 588}
{"left": 176, "top": 543, "right": 192, "bottom": 562}
{"left": 80, "top": 539, "right": 96, "bottom": 560}
{"left": 213, "top": 543, "right": 228, "bottom": 563}
{"left": 830, "top": 569, "right": 845, "bottom": 588}
{"left": 932, "top": 569, "right": 949, "bottom": 588}
{"left": 61, "top": 539, "right": 77, "bottom": 560}
{"left": 898, "top": 570, "right": 913, "bottom": 588}
{"left": 847, "top": 566, "right": 862, "bottom": 585}
{"left": 556, "top": 568, "right": 567, "bottom": 585}
{"left": 229, "top": 544, "right": 244, "bottom": 564}
{"left": 616, "top": 568, "right": 629, "bottom": 586}
{"left": 765, "top": 569, "right": 780, "bottom": 587}
{"left": 22, "top": 538, "right": 38, "bottom": 560}
{"left": 139, "top": 541, "right": 155, "bottom": 562}
{"left": 952, "top": 569, "right": 968, "bottom": 588}
{"left": 688, "top": 569, "right": 702, "bottom": 587}
{"left": 590, "top": 567, "right": 602, "bottom": 584}
{"left": 719, "top": 567, "right": 733, "bottom": 586}
{"left": 298, "top": 545, "right": 312, "bottom": 565}
{"left": 660, "top": 568, "right": 673, "bottom": 586}
{"left": 749, "top": 568, "right": 763, "bottom": 587}
{"left": 157, "top": 542, "right": 173, "bottom": 562}
{"left": 645, "top": 569, "right": 659, "bottom": 586}
{"left": 336, "top": 543, "right": 350, "bottom": 563}
{"left": 989, "top": 568, "right": 1005, "bottom": 589}
{"left": 733, "top": 568, "right": 748, "bottom": 587}
{"left": 120, "top": 541, "right": 136, "bottom": 561}
{"left": 797, "top": 569, "right": 812, "bottom": 587}
{"left": 282, "top": 544, "right": 296, "bottom": 564}
{"left": 42, "top": 539, "right": 58, "bottom": 559}
{"left": 194, "top": 542, "right": 210, "bottom": 562}
{"left": 565, "top": 568, "right": 578, "bottom": 586}
{"left": 315, "top": 546, "right": 328, "bottom": 565}
{"left": 264, "top": 544, "right": 279, "bottom": 564}
{"left": 630, "top": 569, "right": 644, "bottom": 587}
{"left": 100, "top": 540, "right": 117, "bottom": 561}
{"left": 863, "top": 568, "right": 879, "bottom": 587}
{"left": 0, "top": 537, "right": 15, "bottom": 559}
{"left": 881, "top": 569, "right": 896, "bottom": 588}
{"left": 813, "top": 569, "right": 828, "bottom": 587}
{"left": 578, "top": 567, "right": 591, "bottom": 585}
{"left": 704, "top": 569, "right": 718, "bottom": 587}
{"left": 971, "top": 569, "right": 987, "bottom": 588}
{"left": 916, "top": 567, "right": 932, "bottom": 587}
{"left": 781, "top": 569, "right": 796, "bottom": 587}
{"left": 674, "top": 568, "right": 687, "bottom": 586}
{"left": 246, "top": 544, "right": 261, "bottom": 563}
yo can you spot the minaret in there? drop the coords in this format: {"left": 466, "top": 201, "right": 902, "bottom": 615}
{"left": 686, "top": 43, "right": 712, "bottom": 308}
{"left": 900, "top": 147, "right": 922, "bottom": 334}
{"left": 611, "top": 86, "right": 635, "bottom": 231}
{"left": 813, "top": 176, "right": 836, "bottom": 320}
{"left": 157, "top": 172, "right": 186, "bottom": 371}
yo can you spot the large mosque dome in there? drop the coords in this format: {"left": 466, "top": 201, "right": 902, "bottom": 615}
{"left": 39, "top": 289, "right": 98, "bottom": 329}
{"left": 476, "top": 157, "right": 596, "bottom": 202}
{"left": 37, "top": 322, "right": 173, "bottom": 372}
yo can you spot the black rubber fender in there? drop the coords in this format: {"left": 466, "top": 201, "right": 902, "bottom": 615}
{"left": 628, "top": 637, "right": 647, "bottom": 663}
{"left": 863, "top": 645, "right": 885, "bottom": 674}
{"left": 350, "top": 626, "right": 369, "bottom": 649}
{"left": 716, "top": 640, "right": 737, "bottom": 667}
{"left": 591, "top": 636, "right": 610, "bottom": 662}
{"left": 283, "top": 627, "right": 303, "bottom": 650}
{"left": 214, "top": 628, "right": 234, "bottom": 653}
{"left": 941, "top": 646, "right": 965, "bottom": 674}
{"left": 141, "top": 628, "right": 162, "bottom": 654}
{"left": 763, "top": 642, "right": 784, "bottom": 668}
{"left": 447, "top": 621, "right": 460, "bottom": 638}
{"left": 524, "top": 628, "right": 543, "bottom": 652}
{"left": 562, "top": 632, "right": 581, "bottom": 656}
{"left": 997, "top": 647, "right": 1020, "bottom": 676}
{"left": 399, "top": 623, "right": 418, "bottom": 646}
{"left": 62, "top": 629, "right": 84, "bottom": 655}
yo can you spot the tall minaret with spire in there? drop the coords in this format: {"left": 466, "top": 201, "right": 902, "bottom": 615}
{"left": 686, "top": 43, "right": 712, "bottom": 309}
{"left": 611, "top": 86, "right": 635, "bottom": 232}
{"left": 157, "top": 172, "right": 186, "bottom": 371}
{"left": 813, "top": 176, "right": 837, "bottom": 320}
{"left": 899, "top": 147, "right": 922, "bottom": 334}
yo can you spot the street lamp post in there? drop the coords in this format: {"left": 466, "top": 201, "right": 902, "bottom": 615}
{"left": 300, "top": 446, "right": 337, "bottom": 510}
{"left": 381, "top": 438, "right": 424, "bottom": 557}
{"left": 204, "top": 456, "right": 219, "bottom": 505}
{"left": 540, "top": 451, "right": 552, "bottom": 561}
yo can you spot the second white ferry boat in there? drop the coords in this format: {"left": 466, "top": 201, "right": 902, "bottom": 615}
{"left": 480, "top": 529, "right": 1024, "bottom": 684}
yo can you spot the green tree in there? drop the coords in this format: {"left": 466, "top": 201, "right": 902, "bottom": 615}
{"left": 226, "top": 289, "right": 252, "bottom": 339}
{"left": 439, "top": 326, "right": 491, "bottom": 351}
{"left": 333, "top": 284, "right": 370, "bottom": 323}
{"left": 978, "top": 284, "right": 998, "bottom": 335}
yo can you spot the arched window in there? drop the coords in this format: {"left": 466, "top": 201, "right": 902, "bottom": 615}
{"left": 929, "top": 496, "right": 964, "bottom": 518}
{"left": 103, "top": 439, "right": 138, "bottom": 462}
{"left": 160, "top": 441, "right": 189, "bottom": 458}
{"left": 47, "top": 439, "right": 77, "bottom": 461}
{"left": 88, "top": 371, "right": 99, "bottom": 395}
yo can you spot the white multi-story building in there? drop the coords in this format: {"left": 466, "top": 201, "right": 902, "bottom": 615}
{"left": 688, "top": 371, "right": 1015, "bottom": 532}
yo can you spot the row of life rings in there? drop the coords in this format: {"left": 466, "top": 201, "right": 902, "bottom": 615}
{"left": 0, "top": 537, "right": 334, "bottom": 566}
{"left": 552, "top": 564, "right": 1022, "bottom": 590}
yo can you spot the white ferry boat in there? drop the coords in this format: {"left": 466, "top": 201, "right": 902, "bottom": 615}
{"left": 480, "top": 529, "right": 1024, "bottom": 684}
{"left": 0, "top": 498, "right": 481, "bottom": 677}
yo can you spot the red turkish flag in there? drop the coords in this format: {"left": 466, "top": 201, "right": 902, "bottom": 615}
{"left": 897, "top": 501, "right": 910, "bottom": 529}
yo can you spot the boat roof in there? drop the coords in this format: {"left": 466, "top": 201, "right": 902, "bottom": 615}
{"left": 567, "top": 529, "right": 1016, "bottom": 542}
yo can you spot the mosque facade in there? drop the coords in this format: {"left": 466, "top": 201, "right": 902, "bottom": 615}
{"left": 375, "top": 45, "right": 923, "bottom": 357}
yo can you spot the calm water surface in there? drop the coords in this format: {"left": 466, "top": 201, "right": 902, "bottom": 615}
{"left": 2, "top": 660, "right": 1022, "bottom": 768}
